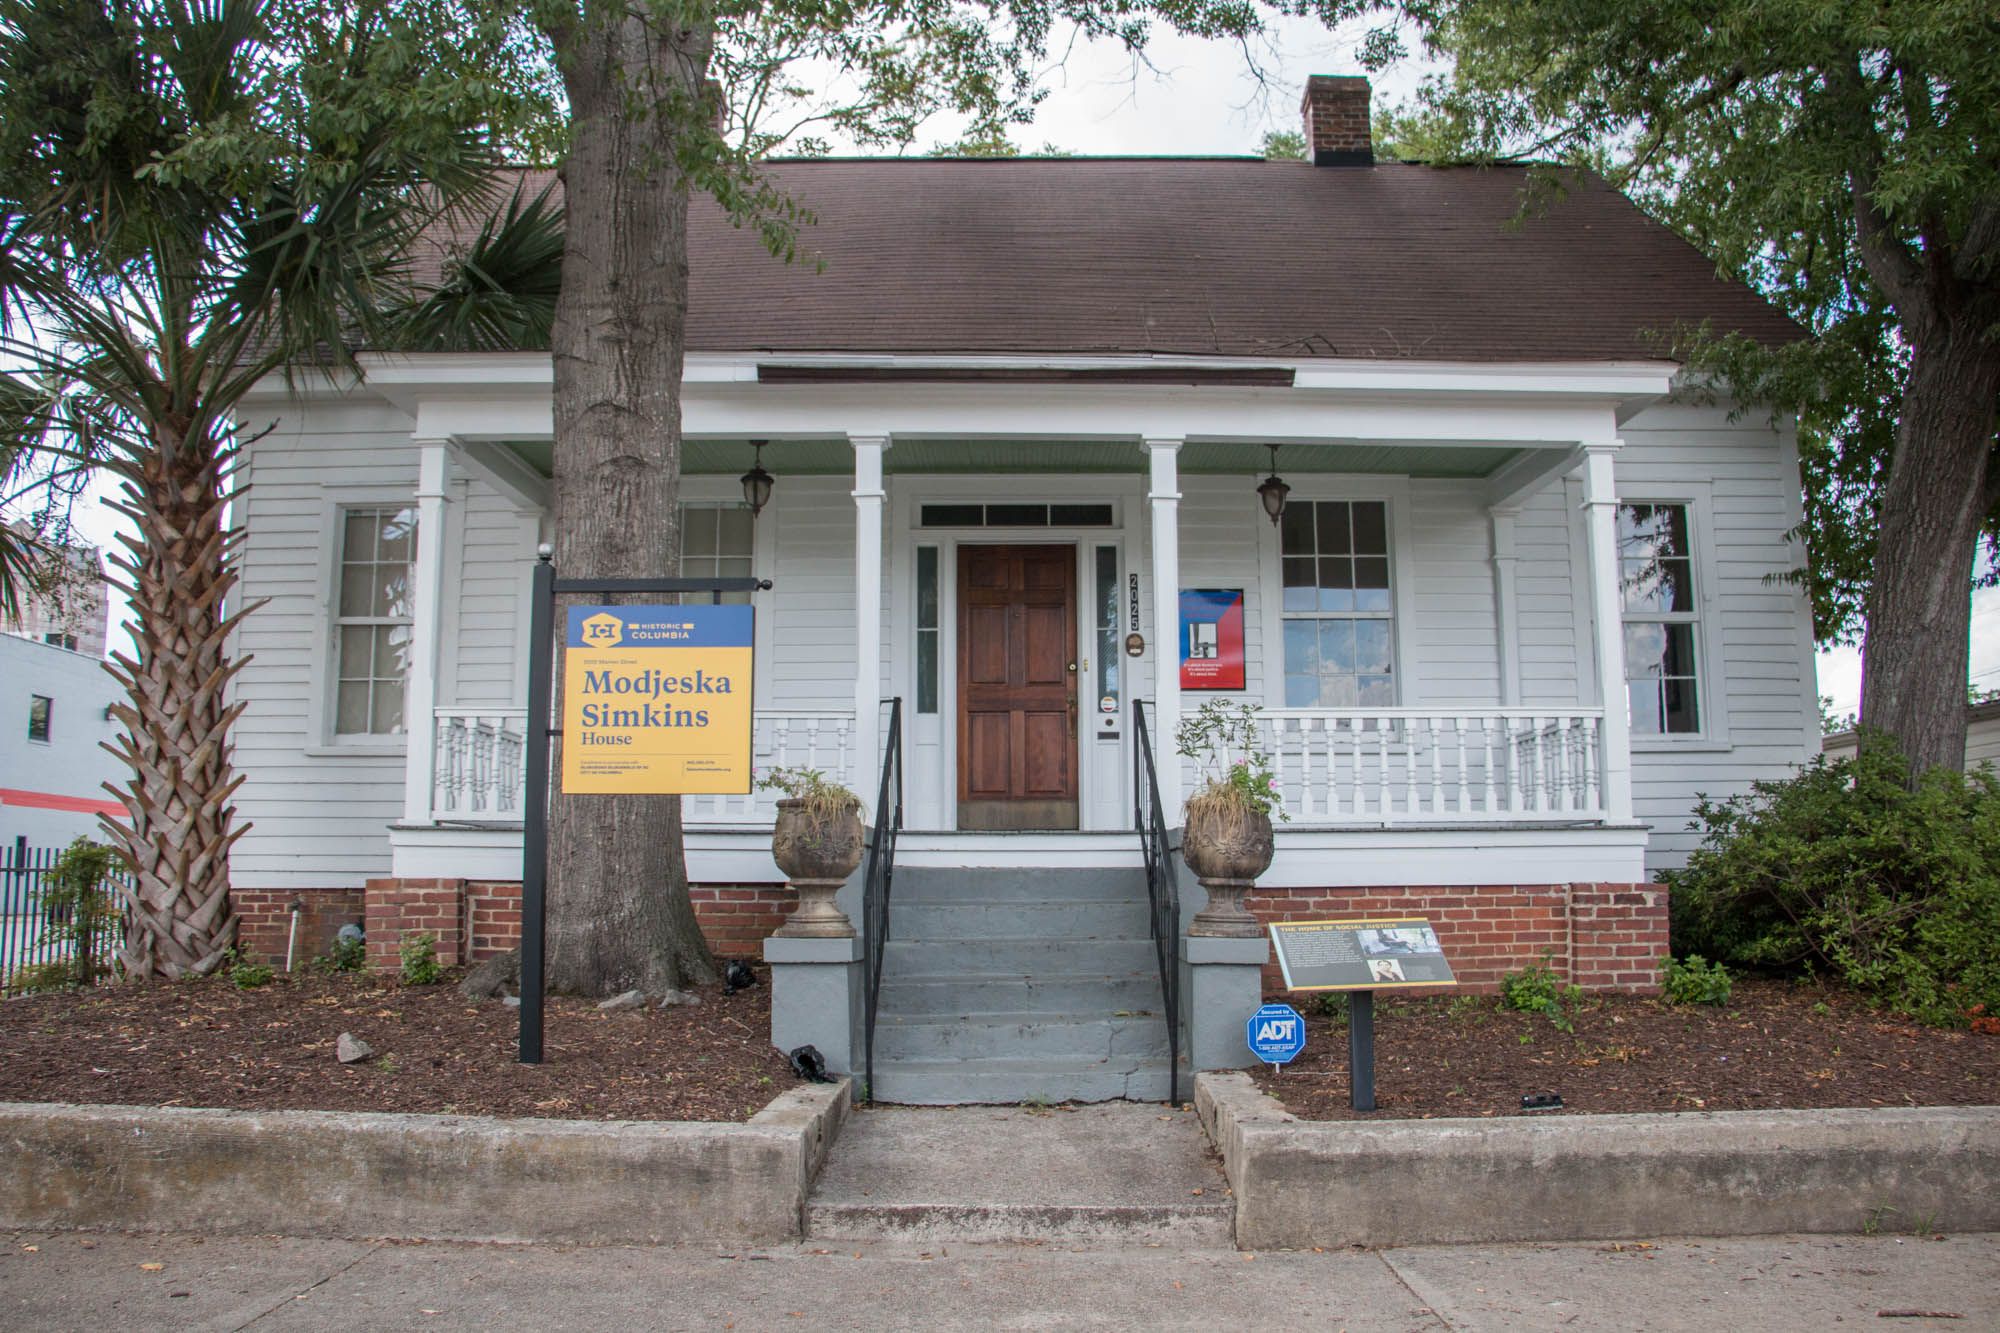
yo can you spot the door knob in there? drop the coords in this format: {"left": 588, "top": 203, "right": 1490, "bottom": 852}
{"left": 1067, "top": 660, "right": 1077, "bottom": 673}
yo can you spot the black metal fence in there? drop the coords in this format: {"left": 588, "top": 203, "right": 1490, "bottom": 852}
{"left": 1, "top": 840, "right": 124, "bottom": 995}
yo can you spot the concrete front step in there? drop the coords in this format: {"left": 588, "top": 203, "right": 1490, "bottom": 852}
{"left": 869, "top": 1055, "right": 1183, "bottom": 1106}
{"left": 889, "top": 898, "right": 1154, "bottom": 938}
{"left": 882, "top": 936, "right": 1156, "bottom": 975}
{"left": 876, "top": 972, "right": 1165, "bottom": 1017}
{"left": 888, "top": 867, "right": 1149, "bottom": 904}
{"left": 872, "top": 1011, "right": 1170, "bottom": 1061}
{"left": 805, "top": 1103, "right": 1229, "bottom": 1244}
{"left": 805, "top": 1199, "right": 1234, "bottom": 1245}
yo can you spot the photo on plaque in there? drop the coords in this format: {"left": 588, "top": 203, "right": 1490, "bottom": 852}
{"left": 1269, "top": 917, "right": 1457, "bottom": 991}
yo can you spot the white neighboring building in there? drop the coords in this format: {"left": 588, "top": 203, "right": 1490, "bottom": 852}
{"left": 1823, "top": 698, "right": 2000, "bottom": 770}
{"left": 0, "top": 633, "right": 124, "bottom": 854}
{"left": 1, "top": 526, "right": 110, "bottom": 659}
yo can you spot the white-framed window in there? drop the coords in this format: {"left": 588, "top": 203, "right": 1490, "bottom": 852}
{"left": 1618, "top": 501, "right": 1701, "bottom": 735}
{"left": 680, "top": 504, "right": 754, "bottom": 604}
{"left": 27, "top": 694, "right": 51, "bottom": 742}
{"left": 333, "top": 505, "right": 418, "bottom": 735}
{"left": 1279, "top": 499, "right": 1397, "bottom": 707}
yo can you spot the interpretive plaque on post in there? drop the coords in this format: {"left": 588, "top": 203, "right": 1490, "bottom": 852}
{"left": 1268, "top": 918, "right": 1456, "bottom": 991}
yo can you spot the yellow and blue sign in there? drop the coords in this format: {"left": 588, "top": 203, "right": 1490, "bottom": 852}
{"left": 560, "top": 604, "right": 754, "bottom": 794}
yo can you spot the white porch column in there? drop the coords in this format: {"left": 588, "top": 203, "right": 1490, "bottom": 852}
{"left": 1580, "top": 444, "right": 1635, "bottom": 822}
{"left": 1489, "top": 508, "right": 1522, "bottom": 707}
{"left": 850, "top": 434, "right": 891, "bottom": 807}
{"left": 1146, "top": 437, "right": 1184, "bottom": 816}
{"left": 401, "top": 439, "right": 454, "bottom": 825}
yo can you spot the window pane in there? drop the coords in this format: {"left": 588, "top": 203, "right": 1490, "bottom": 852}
{"left": 28, "top": 695, "right": 50, "bottom": 741}
{"left": 1351, "top": 502, "right": 1387, "bottom": 555}
{"left": 335, "top": 681, "right": 372, "bottom": 733}
{"left": 1095, "top": 546, "right": 1118, "bottom": 707}
{"left": 717, "top": 506, "right": 754, "bottom": 555}
{"left": 1659, "top": 623, "right": 1698, "bottom": 676}
{"left": 1316, "top": 502, "right": 1351, "bottom": 555}
{"left": 1051, "top": 504, "right": 1114, "bottom": 526}
{"left": 381, "top": 567, "right": 413, "bottom": 619}
{"left": 1628, "top": 679, "right": 1665, "bottom": 735}
{"left": 1621, "top": 555, "right": 1692, "bottom": 613}
{"left": 1357, "top": 675, "right": 1395, "bottom": 706}
{"left": 1317, "top": 558, "right": 1353, "bottom": 612}
{"left": 1284, "top": 620, "right": 1321, "bottom": 676}
{"left": 917, "top": 631, "right": 938, "bottom": 714}
{"left": 1323, "top": 674, "right": 1359, "bottom": 706}
{"left": 381, "top": 624, "right": 414, "bottom": 679}
{"left": 1662, "top": 673, "right": 1700, "bottom": 733}
{"left": 1285, "top": 674, "right": 1320, "bottom": 707}
{"left": 338, "top": 564, "right": 375, "bottom": 616}
{"left": 338, "top": 626, "right": 372, "bottom": 677}
{"left": 371, "top": 681, "right": 405, "bottom": 735}
{"left": 1282, "top": 559, "right": 1318, "bottom": 612}
{"left": 1353, "top": 557, "right": 1390, "bottom": 611}
{"left": 1280, "top": 503, "right": 1315, "bottom": 555}
{"left": 375, "top": 508, "right": 416, "bottom": 564}
{"left": 1354, "top": 619, "right": 1392, "bottom": 674}
{"left": 343, "top": 512, "right": 378, "bottom": 563}
{"left": 1319, "top": 620, "right": 1355, "bottom": 674}
{"left": 717, "top": 557, "right": 753, "bottom": 580}
{"left": 918, "top": 547, "right": 939, "bottom": 629}
{"left": 919, "top": 504, "right": 982, "bottom": 527}
{"left": 682, "top": 505, "right": 717, "bottom": 557}
{"left": 986, "top": 504, "right": 1048, "bottom": 526}
{"left": 1624, "top": 623, "right": 1669, "bottom": 678}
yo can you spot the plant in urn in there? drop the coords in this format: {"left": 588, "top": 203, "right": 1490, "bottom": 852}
{"left": 758, "top": 767, "right": 865, "bottom": 938}
{"left": 1176, "top": 700, "right": 1286, "bottom": 937}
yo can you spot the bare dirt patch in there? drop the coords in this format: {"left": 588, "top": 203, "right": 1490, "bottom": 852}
{"left": 1254, "top": 978, "right": 2000, "bottom": 1121}
{"left": 0, "top": 967, "right": 801, "bottom": 1122}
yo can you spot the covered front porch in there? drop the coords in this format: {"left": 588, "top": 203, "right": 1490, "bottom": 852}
{"left": 367, "top": 351, "right": 1661, "bottom": 885}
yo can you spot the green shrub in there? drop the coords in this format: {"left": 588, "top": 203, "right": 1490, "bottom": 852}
{"left": 1499, "top": 954, "right": 1581, "bottom": 1032}
{"left": 38, "top": 837, "right": 124, "bottom": 987}
{"left": 228, "top": 952, "right": 274, "bottom": 990}
{"left": 1662, "top": 954, "right": 1732, "bottom": 1006}
{"left": 310, "top": 935, "right": 366, "bottom": 974}
{"left": 399, "top": 932, "right": 443, "bottom": 986}
{"left": 1308, "top": 991, "right": 1349, "bottom": 1022}
{"left": 11, "top": 959, "right": 79, "bottom": 993}
{"left": 1664, "top": 737, "right": 2000, "bottom": 1027}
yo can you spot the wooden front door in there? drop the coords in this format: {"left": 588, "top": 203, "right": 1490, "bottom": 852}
{"left": 958, "top": 545, "right": 1079, "bottom": 830}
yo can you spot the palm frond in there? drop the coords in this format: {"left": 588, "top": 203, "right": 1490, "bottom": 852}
{"left": 389, "top": 183, "right": 563, "bottom": 352}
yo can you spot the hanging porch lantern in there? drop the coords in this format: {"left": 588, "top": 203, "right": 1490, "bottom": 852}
{"left": 740, "top": 439, "right": 775, "bottom": 517}
{"left": 1256, "top": 443, "right": 1290, "bottom": 526}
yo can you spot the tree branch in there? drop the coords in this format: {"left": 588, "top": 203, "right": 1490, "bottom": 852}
{"left": 1836, "top": 59, "right": 1928, "bottom": 327}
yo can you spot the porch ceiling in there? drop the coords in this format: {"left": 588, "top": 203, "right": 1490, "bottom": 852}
{"left": 499, "top": 438, "right": 1533, "bottom": 481}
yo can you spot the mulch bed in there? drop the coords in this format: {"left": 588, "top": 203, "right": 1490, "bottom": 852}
{"left": 0, "top": 967, "right": 802, "bottom": 1122}
{"left": 1253, "top": 977, "right": 2000, "bottom": 1121}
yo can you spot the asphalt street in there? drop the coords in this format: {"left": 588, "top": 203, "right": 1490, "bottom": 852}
{"left": 5, "top": 1227, "right": 1995, "bottom": 1332}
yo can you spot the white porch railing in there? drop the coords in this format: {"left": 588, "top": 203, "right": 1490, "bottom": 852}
{"left": 428, "top": 707, "right": 858, "bottom": 826}
{"left": 1184, "top": 709, "right": 1605, "bottom": 823}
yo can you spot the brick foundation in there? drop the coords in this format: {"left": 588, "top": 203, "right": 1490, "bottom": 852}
{"left": 687, "top": 884, "right": 800, "bottom": 956}
{"left": 230, "top": 888, "right": 365, "bottom": 967}
{"left": 1245, "top": 883, "right": 1668, "bottom": 995}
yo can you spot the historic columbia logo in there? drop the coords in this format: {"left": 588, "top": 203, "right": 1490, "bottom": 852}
{"left": 580, "top": 612, "right": 624, "bottom": 648}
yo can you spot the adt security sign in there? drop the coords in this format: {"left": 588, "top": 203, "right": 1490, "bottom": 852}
{"left": 1246, "top": 1003, "right": 1307, "bottom": 1068}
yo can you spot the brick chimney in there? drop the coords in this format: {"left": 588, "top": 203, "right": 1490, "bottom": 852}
{"left": 1301, "top": 75, "right": 1374, "bottom": 166}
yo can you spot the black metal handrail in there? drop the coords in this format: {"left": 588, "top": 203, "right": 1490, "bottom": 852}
{"left": 1133, "top": 699, "right": 1182, "bottom": 1106}
{"left": 861, "top": 697, "right": 903, "bottom": 1105}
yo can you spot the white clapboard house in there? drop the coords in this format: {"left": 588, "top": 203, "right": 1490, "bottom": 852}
{"left": 228, "top": 78, "right": 1818, "bottom": 1099}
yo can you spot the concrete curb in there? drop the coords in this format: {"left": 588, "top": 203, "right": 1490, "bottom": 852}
{"left": 0, "top": 1080, "right": 852, "bottom": 1246}
{"left": 1196, "top": 1071, "right": 2000, "bottom": 1250}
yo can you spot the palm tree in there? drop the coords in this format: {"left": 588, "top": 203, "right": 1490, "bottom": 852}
{"left": 0, "top": 0, "right": 557, "bottom": 977}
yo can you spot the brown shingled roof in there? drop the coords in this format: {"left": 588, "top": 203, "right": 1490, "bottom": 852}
{"left": 445, "top": 159, "right": 1801, "bottom": 362}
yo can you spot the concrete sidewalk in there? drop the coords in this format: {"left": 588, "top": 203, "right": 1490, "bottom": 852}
{"left": 6, "top": 1228, "right": 1995, "bottom": 1331}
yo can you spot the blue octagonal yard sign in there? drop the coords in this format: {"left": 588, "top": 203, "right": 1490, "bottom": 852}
{"left": 1246, "top": 1003, "right": 1306, "bottom": 1066}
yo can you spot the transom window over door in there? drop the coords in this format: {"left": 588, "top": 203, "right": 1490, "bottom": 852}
{"left": 1281, "top": 500, "right": 1395, "bottom": 707}
{"left": 1618, "top": 502, "right": 1700, "bottom": 734}
{"left": 334, "top": 506, "right": 416, "bottom": 735}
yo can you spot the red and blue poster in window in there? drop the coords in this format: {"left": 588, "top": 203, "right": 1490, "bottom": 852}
{"left": 1179, "top": 589, "right": 1246, "bottom": 690}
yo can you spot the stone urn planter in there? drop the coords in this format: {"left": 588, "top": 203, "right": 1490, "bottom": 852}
{"left": 1181, "top": 796, "right": 1274, "bottom": 938}
{"left": 770, "top": 795, "right": 864, "bottom": 938}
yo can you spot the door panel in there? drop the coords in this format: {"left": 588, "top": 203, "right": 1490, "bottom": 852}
{"left": 958, "top": 545, "right": 1079, "bottom": 830}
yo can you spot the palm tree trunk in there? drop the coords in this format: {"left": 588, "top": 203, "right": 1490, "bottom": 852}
{"left": 98, "top": 427, "right": 252, "bottom": 978}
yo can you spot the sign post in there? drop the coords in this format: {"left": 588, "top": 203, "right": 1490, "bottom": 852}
{"left": 1267, "top": 918, "right": 1457, "bottom": 1112}
{"left": 517, "top": 551, "right": 770, "bottom": 1065}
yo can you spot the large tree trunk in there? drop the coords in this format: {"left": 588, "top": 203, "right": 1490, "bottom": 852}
{"left": 1857, "top": 316, "right": 2000, "bottom": 775}
{"left": 538, "top": 5, "right": 719, "bottom": 995}
{"left": 99, "top": 426, "right": 252, "bottom": 978}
